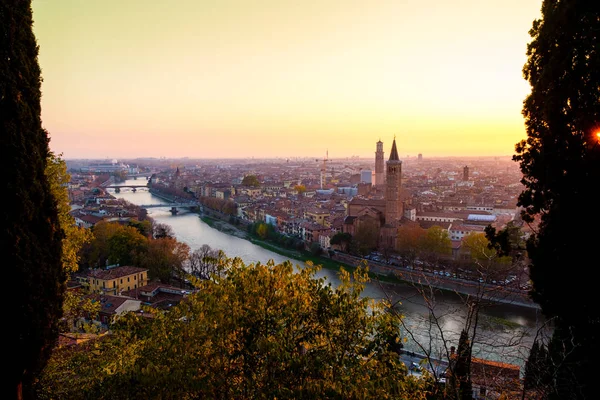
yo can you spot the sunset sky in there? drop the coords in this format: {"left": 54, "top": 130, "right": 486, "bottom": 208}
{"left": 32, "top": 0, "right": 542, "bottom": 160}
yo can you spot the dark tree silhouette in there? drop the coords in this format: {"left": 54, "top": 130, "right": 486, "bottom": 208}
{"left": 451, "top": 329, "right": 473, "bottom": 400}
{"left": 515, "top": 1, "right": 600, "bottom": 398}
{"left": 523, "top": 339, "right": 551, "bottom": 396}
{"left": 1, "top": 2, "right": 65, "bottom": 399}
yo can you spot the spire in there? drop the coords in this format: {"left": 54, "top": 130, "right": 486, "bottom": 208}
{"left": 389, "top": 137, "right": 399, "bottom": 161}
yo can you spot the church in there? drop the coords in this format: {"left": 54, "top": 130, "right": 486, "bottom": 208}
{"left": 343, "top": 138, "right": 407, "bottom": 251}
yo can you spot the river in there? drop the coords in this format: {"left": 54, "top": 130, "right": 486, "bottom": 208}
{"left": 108, "top": 180, "right": 547, "bottom": 369}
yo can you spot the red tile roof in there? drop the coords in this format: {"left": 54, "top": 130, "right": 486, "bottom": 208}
{"left": 87, "top": 266, "right": 148, "bottom": 280}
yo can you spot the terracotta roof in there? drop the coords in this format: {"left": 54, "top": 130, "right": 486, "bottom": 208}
{"left": 76, "top": 214, "right": 104, "bottom": 224}
{"left": 418, "top": 220, "right": 452, "bottom": 230}
{"left": 349, "top": 198, "right": 386, "bottom": 206}
{"left": 87, "top": 266, "right": 148, "bottom": 280}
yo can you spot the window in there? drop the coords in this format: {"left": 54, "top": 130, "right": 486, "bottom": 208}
{"left": 113, "top": 281, "right": 116, "bottom": 288}
{"left": 127, "top": 277, "right": 130, "bottom": 282}
{"left": 120, "top": 279, "right": 123, "bottom": 284}
{"left": 103, "top": 282, "right": 105, "bottom": 288}
{"left": 134, "top": 275, "right": 137, "bottom": 280}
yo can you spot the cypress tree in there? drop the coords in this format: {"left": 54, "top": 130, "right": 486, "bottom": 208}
{"left": 524, "top": 339, "right": 552, "bottom": 395}
{"left": 516, "top": 1, "right": 600, "bottom": 398}
{"left": 1, "top": 2, "right": 65, "bottom": 399}
{"left": 455, "top": 329, "right": 473, "bottom": 400}
{"left": 448, "top": 329, "right": 473, "bottom": 400}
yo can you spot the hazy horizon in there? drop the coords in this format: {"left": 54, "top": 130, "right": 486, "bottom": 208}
{"left": 33, "top": 0, "right": 542, "bottom": 160}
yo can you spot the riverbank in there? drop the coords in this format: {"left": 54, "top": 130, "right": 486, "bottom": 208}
{"left": 197, "top": 212, "right": 539, "bottom": 310}
{"left": 199, "top": 215, "right": 248, "bottom": 239}
{"left": 198, "top": 213, "right": 361, "bottom": 274}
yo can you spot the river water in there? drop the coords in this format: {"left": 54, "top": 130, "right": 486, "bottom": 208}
{"left": 109, "top": 180, "right": 547, "bottom": 369}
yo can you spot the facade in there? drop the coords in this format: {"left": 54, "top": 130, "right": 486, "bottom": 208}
{"left": 305, "top": 208, "right": 329, "bottom": 226}
{"left": 86, "top": 266, "right": 149, "bottom": 295}
{"left": 375, "top": 140, "right": 384, "bottom": 187}
{"left": 449, "top": 223, "right": 487, "bottom": 241}
{"left": 80, "top": 159, "right": 129, "bottom": 173}
{"left": 360, "top": 169, "right": 372, "bottom": 184}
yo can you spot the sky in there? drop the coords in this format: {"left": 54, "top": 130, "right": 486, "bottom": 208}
{"left": 32, "top": 0, "right": 543, "bottom": 160}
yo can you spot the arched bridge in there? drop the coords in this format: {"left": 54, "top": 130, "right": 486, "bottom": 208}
{"left": 126, "top": 172, "right": 153, "bottom": 178}
{"left": 139, "top": 202, "right": 201, "bottom": 215}
{"left": 139, "top": 202, "right": 199, "bottom": 209}
{"left": 105, "top": 185, "right": 149, "bottom": 189}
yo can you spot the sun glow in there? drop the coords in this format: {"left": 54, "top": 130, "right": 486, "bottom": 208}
{"left": 32, "top": 0, "right": 543, "bottom": 159}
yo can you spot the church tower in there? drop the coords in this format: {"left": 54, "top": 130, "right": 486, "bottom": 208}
{"left": 385, "top": 138, "right": 402, "bottom": 226}
{"left": 375, "top": 140, "right": 384, "bottom": 187}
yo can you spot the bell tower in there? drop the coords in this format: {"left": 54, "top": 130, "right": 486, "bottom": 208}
{"left": 375, "top": 140, "right": 384, "bottom": 187}
{"left": 385, "top": 137, "right": 402, "bottom": 226}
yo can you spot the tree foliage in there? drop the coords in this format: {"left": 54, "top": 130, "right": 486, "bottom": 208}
{"left": 419, "top": 226, "right": 452, "bottom": 262}
{"left": 294, "top": 184, "right": 306, "bottom": 195}
{"left": 515, "top": 2, "right": 600, "bottom": 398}
{"left": 330, "top": 232, "right": 352, "bottom": 252}
{"left": 396, "top": 223, "right": 426, "bottom": 265}
{"left": 127, "top": 219, "right": 153, "bottom": 238}
{"left": 59, "top": 290, "right": 102, "bottom": 334}
{"left": 152, "top": 222, "right": 175, "bottom": 239}
{"left": 198, "top": 195, "right": 237, "bottom": 215}
{"left": 2, "top": 2, "right": 65, "bottom": 397}
{"left": 461, "top": 233, "right": 498, "bottom": 263}
{"left": 46, "top": 152, "right": 93, "bottom": 276}
{"left": 36, "top": 260, "right": 433, "bottom": 399}
{"left": 484, "top": 221, "right": 526, "bottom": 261}
{"left": 82, "top": 221, "right": 149, "bottom": 268}
{"left": 241, "top": 174, "right": 261, "bottom": 187}
{"left": 352, "top": 218, "right": 380, "bottom": 255}
{"left": 187, "top": 244, "right": 226, "bottom": 279}
{"left": 138, "top": 237, "right": 190, "bottom": 284}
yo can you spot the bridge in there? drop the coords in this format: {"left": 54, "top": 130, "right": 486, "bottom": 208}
{"left": 126, "top": 172, "right": 153, "bottom": 179}
{"left": 139, "top": 202, "right": 200, "bottom": 215}
{"left": 139, "top": 202, "right": 199, "bottom": 208}
{"left": 105, "top": 185, "right": 149, "bottom": 189}
{"left": 105, "top": 184, "right": 149, "bottom": 193}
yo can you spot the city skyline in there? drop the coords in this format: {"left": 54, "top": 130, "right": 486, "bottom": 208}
{"left": 32, "top": 0, "right": 542, "bottom": 160}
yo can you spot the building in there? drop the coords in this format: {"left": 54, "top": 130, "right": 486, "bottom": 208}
{"left": 463, "top": 165, "right": 469, "bottom": 181}
{"left": 375, "top": 140, "right": 385, "bottom": 187}
{"left": 91, "top": 294, "right": 142, "bottom": 325}
{"left": 122, "top": 282, "right": 191, "bottom": 310}
{"left": 384, "top": 138, "right": 403, "bottom": 226}
{"left": 85, "top": 266, "right": 149, "bottom": 295}
{"left": 360, "top": 169, "right": 372, "bottom": 184}
{"left": 344, "top": 138, "right": 405, "bottom": 250}
{"left": 305, "top": 207, "right": 330, "bottom": 226}
{"left": 80, "top": 159, "right": 129, "bottom": 173}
